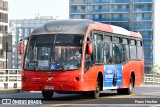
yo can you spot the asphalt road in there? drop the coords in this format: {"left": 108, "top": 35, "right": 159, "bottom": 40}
{"left": 0, "top": 86, "right": 160, "bottom": 107}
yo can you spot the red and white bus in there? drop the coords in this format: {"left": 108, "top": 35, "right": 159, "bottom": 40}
{"left": 20, "top": 19, "right": 144, "bottom": 99}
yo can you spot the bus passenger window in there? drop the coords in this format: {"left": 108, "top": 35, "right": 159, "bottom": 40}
{"left": 104, "top": 43, "right": 112, "bottom": 64}
{"left": 137, "top": 41, "right": 143, "bottom": 60}
{"left": 92, "top": 34, "right": 103, "bottom": 63}
{"left": 121, "top": 38, "right": 129, "bottom": 63}
{"left": 113, "top": 44, "right": 121, "bottom": 64}
{"left": 104, "top": 35, "right": 112, "bottom": 64}
{"left": 130, "top": 40, "right": 137, "bottom": 60}
{"left": 112, "top": 37, "right": 122, "bottom": 64}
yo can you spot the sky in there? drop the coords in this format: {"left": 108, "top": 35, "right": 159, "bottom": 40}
{"left": 8, "top": 0, "right": 69, "bottom": 20}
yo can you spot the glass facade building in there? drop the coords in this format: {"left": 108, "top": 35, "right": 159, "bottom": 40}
{"left": 9, "top": 17, "right": 54, "bottom": 69}
{"left": 69, "top": 0, "right": 154, "bottom": 74}
{"left": 0, "top": 0, "right": 8, "bottom": 68}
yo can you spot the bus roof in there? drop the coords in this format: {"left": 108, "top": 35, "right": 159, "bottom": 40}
{"left": 31, "top": 19, "right": 141, "bottom": 38}
{"left": 31, "top": 19, "right": 94, "bottom": 35}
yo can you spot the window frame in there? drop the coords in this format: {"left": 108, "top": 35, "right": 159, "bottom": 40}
{"left": 88, "top": 30, "right": 143, "bottom": 65}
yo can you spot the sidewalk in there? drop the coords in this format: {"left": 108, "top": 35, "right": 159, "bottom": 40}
{"left": 0, "top": 89, "right": 22, "bottom": 94}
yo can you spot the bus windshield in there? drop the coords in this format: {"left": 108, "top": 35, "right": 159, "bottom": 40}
{"left": 24, "top": 34, "right": 83, "bottom": 71}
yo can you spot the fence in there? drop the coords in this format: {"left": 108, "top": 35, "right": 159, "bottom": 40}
{"left": 0, "top": 69, "right": 21, "bottom": 90}
{"left": 144, "top": 74, "right": 160, "bottom": 85}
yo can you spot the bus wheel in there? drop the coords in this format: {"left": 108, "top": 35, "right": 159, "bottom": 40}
{"left": 117, "top": 89, "right": 124, "bottom": 95}
{"left": 117, "top": 77, "right": 134, "bottom": 95}
{"left": 126, "top": 76, "right": 134, "bottom": 95}
{"left": 92, "top": 79, "right": 100, "bottom": 99}
{"left": 42, "top": 91, "right": 53, "bottom": 99}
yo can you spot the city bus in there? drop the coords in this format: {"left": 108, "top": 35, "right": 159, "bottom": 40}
{"left": 19, "top": 19, "right": 144, "bottom": 99}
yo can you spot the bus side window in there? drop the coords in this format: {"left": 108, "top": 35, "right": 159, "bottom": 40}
{"left": 130, "top": 40, "right": 137, "bottom": 60}
{"left": 137, "top": 40, "right": 143, "bottom": 60}
{"left": 104, "top": 35, "right": 112, "bottom": 64}
{"left": 112, "top": 36, "right": 122, "bottom": 64}
{"left": 121, "top": 38, "right": 129, "bottom": 63}
{"left": 92, "top": 33, "right": 103, "bottom": 63}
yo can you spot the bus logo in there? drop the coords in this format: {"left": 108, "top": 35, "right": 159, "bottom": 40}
{"left": 46, "top": 77, "right": 52, "bottom": 82}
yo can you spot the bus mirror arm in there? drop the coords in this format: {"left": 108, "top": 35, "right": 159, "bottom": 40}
{"left": 87, "top": 41, "right": 93, "bottom": 55}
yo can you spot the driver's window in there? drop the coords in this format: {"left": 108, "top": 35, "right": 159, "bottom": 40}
{"left": 37, "top": 47, "right": 51, "bottom": 60}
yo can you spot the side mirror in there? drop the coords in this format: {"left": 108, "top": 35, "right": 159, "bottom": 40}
{"left": 19, "top": 40, "right": 23, "bottom": 54}
{"left": 87, "top": 42, "right": 93, "bottom": 55}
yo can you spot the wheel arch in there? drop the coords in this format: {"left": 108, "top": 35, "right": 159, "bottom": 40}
{"left": 97, "top": 71, "right": 103, "bottom": 91}
{"left": 131, "top": 71, "right": 135, "bottom": 88}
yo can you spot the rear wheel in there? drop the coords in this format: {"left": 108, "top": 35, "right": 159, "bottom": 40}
{"left": 117, "top": 89, "right": 125, "bottom": 95}
{"left": 42, "top": 91, "right": 54, "bottom": 99}
{"left": 125, "top": 76, "right": 134, "bottom": 95}
{"left": 117, "top": 76, "right": 134, "bottom": 95}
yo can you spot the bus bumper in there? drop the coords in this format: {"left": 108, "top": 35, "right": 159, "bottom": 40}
{"left": 22, "top": 81, "right": 85, "bottom": 92}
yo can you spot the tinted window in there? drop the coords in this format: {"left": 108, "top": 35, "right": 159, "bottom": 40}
{"left": 24, "top": 34, "right": 83, "bottom": 71}
{"left": 121, "top": 38, "right": 129, "bottom": 63}
{"left": 104, "top": 35, "right": 112, "bottom": 64}
{"left": 137, "top": 41, "right": 143, "bottom": 60}
{"left": 30, "top": 34, "right": 83, "bottom": 46}
{"left": 130, "top": 40, "right": 137, "bottom": 60}
{"left": 113, "top": 37, "right": 120, "bottom": 43}
{"left": 93, "top": 34, "right": 104, "bottom": 63}
{"left": 113, "top": 37, "right": 122, "bottom": 64}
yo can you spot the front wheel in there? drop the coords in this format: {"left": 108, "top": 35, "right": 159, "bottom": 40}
{"left": 42, "top": 91, "right": 54, "bottom": 99}
{"left": 91, "top": 79, "right": 100, "bottom": 99}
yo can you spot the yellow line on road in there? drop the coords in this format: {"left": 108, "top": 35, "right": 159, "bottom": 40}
{"left": 42, "top": 104, "right": 70, "bottom": 107}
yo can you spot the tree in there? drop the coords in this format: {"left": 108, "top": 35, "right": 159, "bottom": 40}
{"left": 153, "top": 63, "right": 160, "bottom": 74}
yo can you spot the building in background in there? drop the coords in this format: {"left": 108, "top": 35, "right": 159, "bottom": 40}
{"left": 2, "top": 35, "right": 12, "bottom": 69}
{"left": 69, "top": 0, "right": 159, "bottom": 74}
{"left": 0, "top": 0, "right": 8, "bottom": 68}
{"left": 9, "top": 16, "right": 55, "bottom": 69}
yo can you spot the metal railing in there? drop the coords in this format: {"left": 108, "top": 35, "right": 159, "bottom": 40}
{"left": 144, "top": 74, "right": 160, "bottom": 85}
{"left": 0, "top": 69, "right": 21, "bottom": 90}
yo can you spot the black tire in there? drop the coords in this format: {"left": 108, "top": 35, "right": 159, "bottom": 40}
{"left": 42, "top": 91, "right": 54, "bottom": 99}
{"left": 117, "top": 89, "right": 125, "bottom": 95}
{"left": 125, "top": 76, "right": 134, "bottom": 95}
{"left": 117, "top": 76, "right": 134, "bottom": 95}
{"left": 92, "top": 79, "right": 100, "bottom": 99}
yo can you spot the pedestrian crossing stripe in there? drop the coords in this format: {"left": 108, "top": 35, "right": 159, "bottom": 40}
{"left": 50, "top": 64, "right": 56, "bottom": 70}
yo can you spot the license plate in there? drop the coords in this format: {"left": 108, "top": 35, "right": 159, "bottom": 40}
{"left": 45, "top": 86, "right": 54, "bottom": 90}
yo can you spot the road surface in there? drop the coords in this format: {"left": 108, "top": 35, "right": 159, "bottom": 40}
{"left": 0, "top": 86, "right": 160, "bottom": 107}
